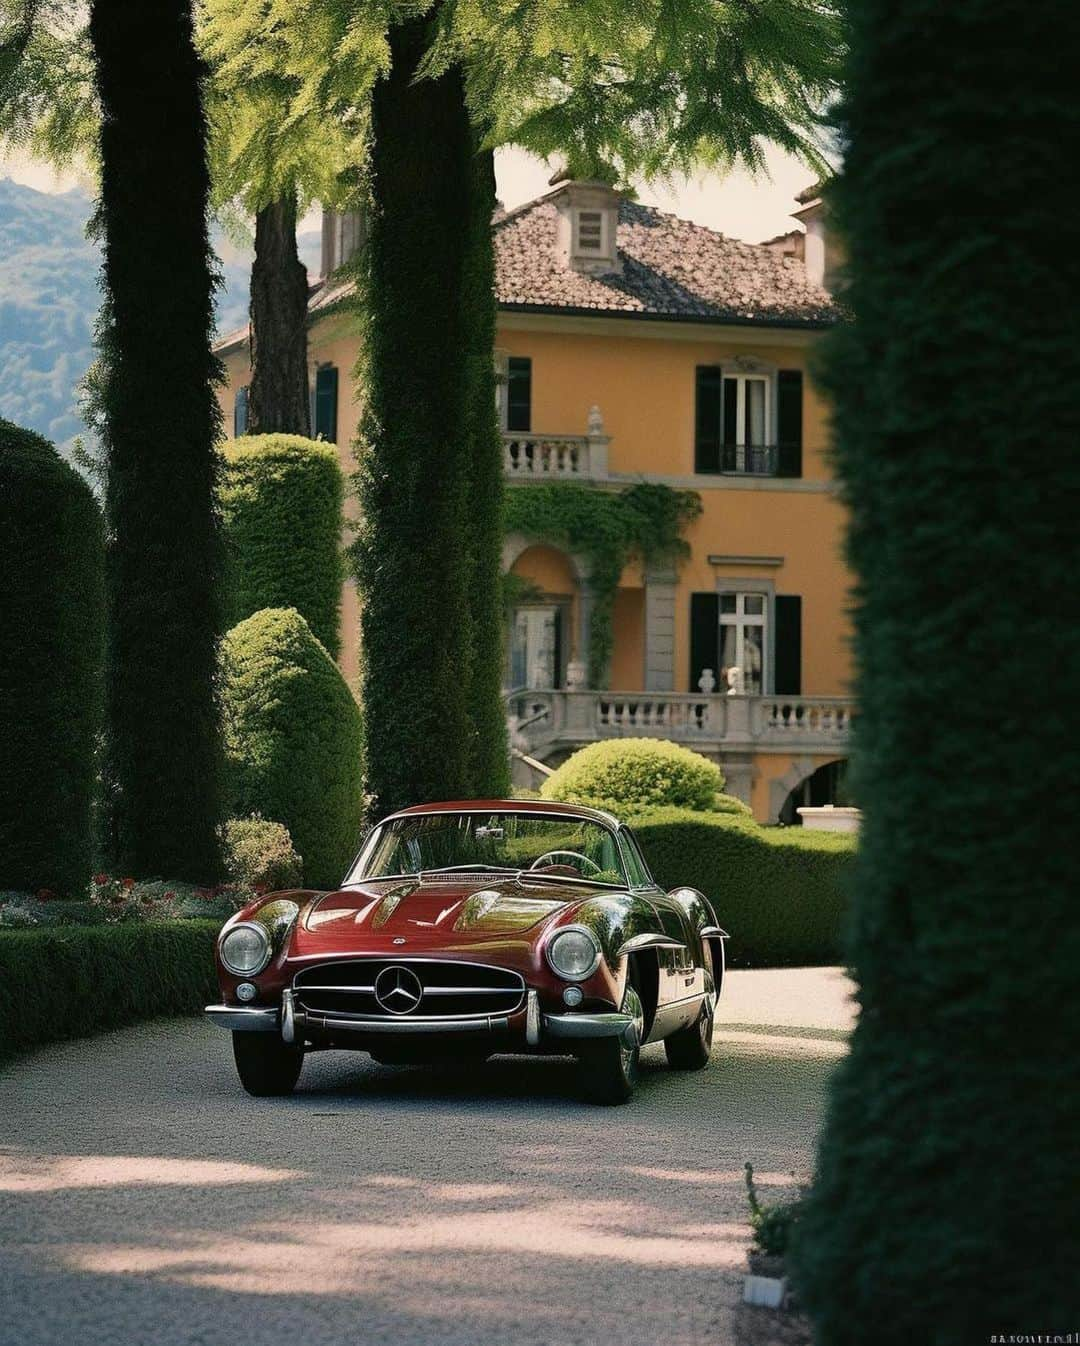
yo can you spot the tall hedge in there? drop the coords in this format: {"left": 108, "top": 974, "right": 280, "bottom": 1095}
{"left": 221, "top": 435, "right": 344, "bottom": 656}
{"left": 0, "top": 421, "right": 104, "bottom": 896}
{"left": 792, "top": 0, "right": 1080, "bottom": 1339}
{"left": 630, "top": 808, "right": 854, "bottom": 967}
{"left": 91, "top": 0, "right": 224, "bottom": 881}
{"left": 222, "top": 608, "right": 364, "bottom": 888}
{"left": 350, "top": 15, "right": 481, "bottom": 817}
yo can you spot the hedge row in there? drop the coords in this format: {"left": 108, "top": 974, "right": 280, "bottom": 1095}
{"left": 0, "top": 419, "right": 104, "bottom": 896}
{"left": 221, "top": 435, "right": 344, "bottom": 657}
{"left": 631, "top": 807, "right": 856, "bottom": 967}
{"left": 0, "top": 921, "right": 220, "bottom": 1062}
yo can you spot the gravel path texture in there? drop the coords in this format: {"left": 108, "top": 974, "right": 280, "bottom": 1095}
{"left": 0, "top": 967, "right": 854, "bottom": 1346}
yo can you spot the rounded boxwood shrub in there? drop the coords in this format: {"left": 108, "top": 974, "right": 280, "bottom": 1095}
{"left": 540, "top": 738, "right": 730, "bottom": 814}
{"left": 0, "top": 419, "right": 104, "bottom": 896}
{"left": 222, "top": 815, "right": 303, "bottom": 891}
{"left": 221, "top": 435, "right": 344, "bottom": 657}
{"left": 222, "top": 608, "right": 364, "bottom": 888}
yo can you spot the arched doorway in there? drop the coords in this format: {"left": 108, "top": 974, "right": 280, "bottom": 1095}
{"left": 779, "top": 758, "right": 850, "bottom": 825}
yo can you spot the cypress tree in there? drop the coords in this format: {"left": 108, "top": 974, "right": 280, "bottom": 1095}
{"left": 90, "top": 0, "right": 224, "bottom": 879}
{"left": 352, "top": 13, "right": 476, "bottom": 817}
{"left": 793, "top": 1, "right": 1080, "bottom": 1339}
{"left": 461, "top": 143, "right": 510, "bottom": 796}
{"left": 247, "top": 192, "right": 311, "bottom": 436}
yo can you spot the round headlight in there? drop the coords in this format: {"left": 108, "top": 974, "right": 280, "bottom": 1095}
{"left": 220, "top": 922, "right": 271, "bottom": 976}
{"left": 546, "top": 926, "right": 601, "bottom": 981}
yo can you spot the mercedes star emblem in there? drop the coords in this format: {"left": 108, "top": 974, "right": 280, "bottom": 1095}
{"left": 374, "top": 965, "right": 423, "bottom": 1015}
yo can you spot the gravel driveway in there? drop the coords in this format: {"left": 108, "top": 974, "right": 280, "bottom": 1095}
{"left": 0, "top": 968, "right": 853, "bottom": 1346}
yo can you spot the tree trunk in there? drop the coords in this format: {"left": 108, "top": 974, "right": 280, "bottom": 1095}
{"left": 90, "top": 0, "right": 223, "bottom": 879}
{"left": 793, "top": 0, "right": 1080, "bottom": 1339}
{"left": 248, "top": 192, "right": 310, "bottom": 436}
{"left": 352, "top": 14, "right": 476, "bottom": 816}
{"left": 462, "top": 143, "right": 510, "bottom": 795}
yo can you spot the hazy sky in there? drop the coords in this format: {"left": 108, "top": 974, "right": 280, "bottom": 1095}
{"left": 4, "top": 142, "right": 813, "bottom": 245}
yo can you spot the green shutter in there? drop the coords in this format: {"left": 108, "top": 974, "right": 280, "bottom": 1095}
{"left": 695, "top": 367, "right": 722, "bottom": 472}
{"left": 314, "top": 365, "right": 339, "bottom": 443}
{"left": 774, "top": 595, "right": 802, "bottom": 695}
{"left": 689, "top": 592, "right": 719, "bottom": 691}
{"left": 507, "top": 357, "right": 532, "bottom": 432}
{"left": 776, "top": 369, "right": 803, "bottom": 478}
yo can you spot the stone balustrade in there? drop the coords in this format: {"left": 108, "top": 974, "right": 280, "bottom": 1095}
{"left": 503, "top": 407, "right": 611, "bottom": 481}
{"left": 506, "top": 689, "right": 855, "bottom": 757}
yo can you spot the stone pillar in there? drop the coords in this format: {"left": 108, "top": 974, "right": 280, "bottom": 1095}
{"left": 644, "top": 564, "right": 678, "bottom": 691}
{"left": 586, "top": 405, "right": 611, "bottom": 480}
{"left": 578, "top": 579, "right": 597, "bottom": 683}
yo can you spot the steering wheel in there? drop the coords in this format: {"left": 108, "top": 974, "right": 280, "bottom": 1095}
{"left": 529, "top": 849, "right": 603, "bottom": 877}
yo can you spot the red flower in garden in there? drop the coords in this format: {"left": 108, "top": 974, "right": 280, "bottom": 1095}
{"left": 163, "top": 891, "right": 176, "bottom": 902}
{"left": 253, "top": 882, "right": 268, "bottom": 896}
{"left": 93, "top": 873, "right": 108, "bottom": 886}
{"left": 36, "top": 888, "right": 56, "bottom": 901}
{"left": 122, "top": 877, "right": 135, "bottom": 890}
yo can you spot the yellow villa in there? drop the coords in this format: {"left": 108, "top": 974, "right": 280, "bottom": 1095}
{"left": 216, "top": 178, "right": 852, "bottom": 824}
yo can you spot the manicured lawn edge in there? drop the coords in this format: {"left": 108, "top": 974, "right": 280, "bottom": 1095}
{"left": 0, "top": 920, "right": 220, "bottom": 1063}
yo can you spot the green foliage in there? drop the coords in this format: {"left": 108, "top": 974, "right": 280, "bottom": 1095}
{"left": 221, "top": 434, "right": 344, "bottom": 655}
{"left": 0, "top": 921, "right": 220, "bottom": 1061}
{"left": 745, "top": 1163, "right": 803, "bottom": 1259}
{"left": 505, "top": 483, "right": 701, "bottom": 684}
{"left": 222, "top": 815, "right": 303, "bottom": 891}
{"left": 222, "top": 608, "right": 365, "bottom": 888}
{"left": 0, "top": 418, "right": 104, "bottom": 897}
{"left": 630, "top": 807, "right": 854, "bottom": 967}
{"left": 350, "top": 15, "right": 481, "bottom": 818}
{"left": 541, "top": 738, "right": 726, "bottom": 813}
{"left": 791, "top": 1, "right": 1080, "bottom": 1338}
{"left": 93, "top": 0, "right": 224, "bottom": 882}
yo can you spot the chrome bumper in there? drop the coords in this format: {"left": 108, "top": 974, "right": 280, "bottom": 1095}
{"left": 204, "top": 1004, "right": 279, "bottom": 1032}
{"left": 543, "top": 1011, "right": 636, "bottom": 1045}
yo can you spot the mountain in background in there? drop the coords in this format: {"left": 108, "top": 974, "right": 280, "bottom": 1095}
{"left": 0, "top": 177, "right": 321, "bottom": 451}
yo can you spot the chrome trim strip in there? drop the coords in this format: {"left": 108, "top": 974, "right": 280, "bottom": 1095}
{"left": 542, "top": 1011, "right": 634, "bottom": 1039}
{"left": 699, "top": 925, "right": 730, "bottom": 939}
{"left": 615, "top": 932, "right": 687, "bottom": 959}
{"left": 204, "top": 1004, "right": 279, "bottom": 1033}
{"left": 293, "top": 984, "right": 520, "bottom": 995}
{"left": 526, "top": 990, "right": 541, "bottom": 1046}
{"left": 311, "top": 1015, "right": 511, "bottom": 1035}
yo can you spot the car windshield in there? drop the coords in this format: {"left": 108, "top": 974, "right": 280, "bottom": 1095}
{"left": 347, "top": 811, "right": 627, "bottom": 886}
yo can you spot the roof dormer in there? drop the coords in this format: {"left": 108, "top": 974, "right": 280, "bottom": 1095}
{"left": 551, "top": 178, "right": 622, "bottom": 277}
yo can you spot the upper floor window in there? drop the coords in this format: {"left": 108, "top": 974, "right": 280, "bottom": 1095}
{"left": 503, "top": 356, "right": 532, "bottom": 432}
{"left": 314, "top": 364, "right": 338, "bottom": 443}
{"left": 694, "top": 366, "right": 803, "bottom": 477}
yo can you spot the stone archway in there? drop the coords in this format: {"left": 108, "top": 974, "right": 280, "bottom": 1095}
{"left": 768, "top": 755, "right": 848, "bottom": 824}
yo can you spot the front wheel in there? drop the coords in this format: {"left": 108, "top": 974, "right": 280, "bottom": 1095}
{"left": 664, "top": 999, "right": 714, "bottom": 1071}
{"left": 578, "top": 986, "right": 643, "bottom": 1105}
{"left": 232, "top": 1032, "right": 304, "bottom": 1097}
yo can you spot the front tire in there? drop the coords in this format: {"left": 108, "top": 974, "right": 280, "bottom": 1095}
{"left": 232, "top": 1032, "right": 304, "bottom": 1096}
{"left": 579, "top": 986, "right": 643, "bottom": 1105}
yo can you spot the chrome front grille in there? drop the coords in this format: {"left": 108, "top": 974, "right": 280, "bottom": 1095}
{"left": 293, "top": 959, "right": 525, "bottom": 1022}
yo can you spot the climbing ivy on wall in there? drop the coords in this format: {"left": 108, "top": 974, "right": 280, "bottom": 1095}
{"left": 504, "top": 483, "right": 701, "bottom": 686}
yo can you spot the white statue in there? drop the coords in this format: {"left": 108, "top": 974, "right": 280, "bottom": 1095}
{"left": 587, "top": 404, "right": 605, "bottom": 436}
{"left": 726, "top": 665, "right": 745, "bottom": 695}
{"left": 697, "top": 667, "right": 716, "bottom": 694}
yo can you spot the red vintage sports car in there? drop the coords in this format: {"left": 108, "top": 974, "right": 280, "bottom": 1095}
{"left": 205, "top": 799, "right": 727, "bottom": 1104}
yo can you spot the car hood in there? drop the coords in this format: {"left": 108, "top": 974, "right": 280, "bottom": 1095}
{"left": 297, "top": 876, "right": 607, "bottom": 947}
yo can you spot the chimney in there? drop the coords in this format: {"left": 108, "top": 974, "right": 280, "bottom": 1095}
{"left": 320, "top": 207, "right": 367, "bottom": 279}
{"left": 791, "top": 182, "right": 833, "bottom": 290}
{"left": 549, "top": 177, "right": 622, "bottom": 277}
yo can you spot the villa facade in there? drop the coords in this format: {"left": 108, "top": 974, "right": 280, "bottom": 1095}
{"left": 215, "top": 178, "right": 852, "bottom": 824}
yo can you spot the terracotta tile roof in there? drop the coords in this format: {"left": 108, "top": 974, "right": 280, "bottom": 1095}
{"left": 214, "top": 189, "right": 834, "bottom": 354}
{"left": 494, "top": 197, "right": 834, "bottom": 325}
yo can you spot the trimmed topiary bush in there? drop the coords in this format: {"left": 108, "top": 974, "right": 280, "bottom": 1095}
{"left": 222, "top": 608, "right": 364, "bottom": 888}
{"left": 222, "top": 815, "right": 303, "bottom": 891}
{"left": 0, "top": 921, "right": 220, "bottom": 1061}
{"left": 629, "top": 807, "right": 855, "bottom": 966}
{"left": 0, "top": 419, "right": 104, "bottom": 896}
{"left": 541, "top": 738, "right": 729, "bottom": 814}
{"left": 221, "top": 435, "right": 344, "bottom": 657}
